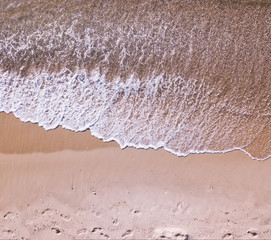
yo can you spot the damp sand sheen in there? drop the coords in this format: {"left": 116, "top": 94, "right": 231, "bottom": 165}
{"left": 0, "top": 0, "right": 271, "bottom": 239}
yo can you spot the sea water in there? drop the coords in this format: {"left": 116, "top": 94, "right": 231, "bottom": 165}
{"left": 0, "top": 0, "right": 270, "bottom": 159}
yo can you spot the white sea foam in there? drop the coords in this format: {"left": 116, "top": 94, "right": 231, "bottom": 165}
{"left": 0, "top": 67, "right": 270, "bottom": 160}
{"left": 0, "top": 0, "right": 270, "bottom": 160}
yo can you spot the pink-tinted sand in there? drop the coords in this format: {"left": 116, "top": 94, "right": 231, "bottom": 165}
{"left": 0, "top": 112, "right": 271, "bottom": 239}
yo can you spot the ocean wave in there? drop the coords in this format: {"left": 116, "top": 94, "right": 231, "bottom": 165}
{"left": 0, "top": 0, "right": 270, "bottom": 160}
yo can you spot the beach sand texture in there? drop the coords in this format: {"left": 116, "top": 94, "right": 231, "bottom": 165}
{"left": 1, "top": 113, "right": 271, "bottom": 239}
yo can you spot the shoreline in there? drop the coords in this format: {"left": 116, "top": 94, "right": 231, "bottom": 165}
{"left": 1, "top": 112, "right": 271, "bottom": 238}
{"left": 2, "top": 112, "right": 270, "bottom": 161}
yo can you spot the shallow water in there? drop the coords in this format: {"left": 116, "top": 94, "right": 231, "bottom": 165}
{"left": 0, "top": 0, "right": 270, "bottom": 159}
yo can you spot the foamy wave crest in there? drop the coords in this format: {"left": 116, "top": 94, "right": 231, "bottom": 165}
{"left": 0, "top": 0, "right": 271, "bottom": 160}
{"left": 0, "top": 67, "right": 270, "bottom": 160}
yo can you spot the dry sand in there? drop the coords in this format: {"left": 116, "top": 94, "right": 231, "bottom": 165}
{"left": 0, "top": 112, "right": 271, "bottom": 239}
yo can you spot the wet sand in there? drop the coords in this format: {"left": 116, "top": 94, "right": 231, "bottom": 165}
{"left": 1, "top": 112, "right": 271, "bottom": 239}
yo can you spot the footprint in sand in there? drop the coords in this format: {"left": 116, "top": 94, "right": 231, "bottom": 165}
{"left": 51, "top": 227, "right": 62, "bottom": 235}
{"left": 112, "top": 218, "right": 119, "bottom": 225}
{"left": 3, "top": 212, "right": 17, "bottom": 220}
{"left": 3, "top": 229, "right": 14, "bottom": 235}
{"left": 154, "top": 227, "right": 189, "bottom": 240}
{"left": 100, "top": 232, "right": 110, "bottom": 239}
{"left": 129, "top": 209, "right": 141, "bottom": 216}
{"left": 41, "top": 208, "right": 54, "bottom": 216}
{"left": 60, "top": 213, "right": 71, "bottom": 221}
{"left": 222, "top": 233, "right": 233, "bottom": 239}
{"left": 172, "top": 202, "right": 189, "bottom": 215}
{"left": 247, "top": 230, "right": 258, "bottom": 238}
{"left": 77, "top": 228, "right": 88, "bottom": 235}
{"left": 91, "top": 227, "right": 102, "bottom": 233}
{"left": 122, "top": 229, "right": 133, "bottom": 238}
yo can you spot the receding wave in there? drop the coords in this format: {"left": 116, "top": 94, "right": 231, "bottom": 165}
{"left": 0, "top": 0, "right": 270, "bottom": 160}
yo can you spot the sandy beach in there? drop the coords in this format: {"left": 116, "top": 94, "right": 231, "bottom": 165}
{"left": 0, "top": 112, "right": 271, "bottom": 239}
{"left": 1, "top": 0, "right": 271, "bottom": 239}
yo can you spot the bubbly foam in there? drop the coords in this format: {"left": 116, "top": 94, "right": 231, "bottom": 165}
{"left": 0, "top": 0, "right": 270, "bottom": 160}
